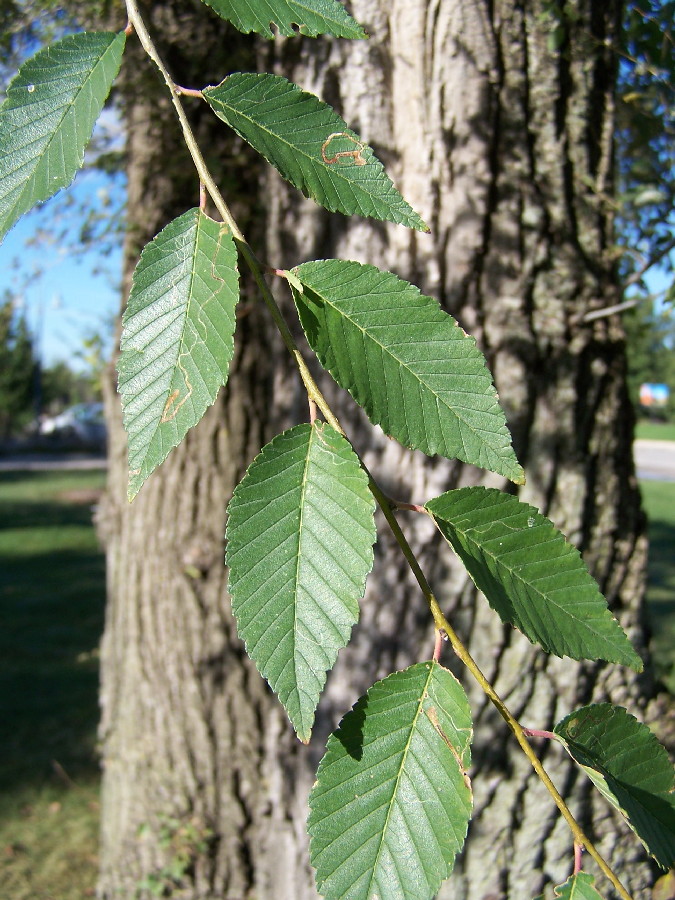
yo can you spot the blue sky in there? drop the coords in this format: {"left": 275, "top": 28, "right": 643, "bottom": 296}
{"left": 0, "top": 167, "right": 124, "bottom": 369}
{"left": 0, "top": 18, "right": 125, "bottom": 370}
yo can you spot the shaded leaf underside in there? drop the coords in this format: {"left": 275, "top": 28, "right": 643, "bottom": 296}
{"left": 555, "top": 703, "right": 675, "bottom": 869}
{"left": 309, "top": 661, "right": 473, "bottom": 900}
{"left": 226, "top": 422, "right": 376, "bottom": 742}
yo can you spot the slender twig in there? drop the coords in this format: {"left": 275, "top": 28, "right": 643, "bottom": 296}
{"left": 433, "top": 629, "right": 443, "bottom": 662}
{"left": 124, "top": 0, "right": 320, "bottom": 394}
{"left": 584, "top": 233, "right": 675, "bottom": 322}
{"left": 574, "top": 841, "right": 584, "bottom": 876}
{"left": 583, "top": 297, "right": 641, "bottom": 322}
{"left": 523, "top": 728, "right": 557, "bottom": 741}
{"left": 175, "top": 84, "right": 204, "bottom": 98}
{"left": 122, "top": 8, "right": 634, "bottom": 898}
{"left": 124, "top": 1, "right": 242, "bottom": 237}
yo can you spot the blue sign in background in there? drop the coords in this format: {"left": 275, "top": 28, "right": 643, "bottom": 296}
{"left": 640, "top": 383, "right": 671, "bottom": 407}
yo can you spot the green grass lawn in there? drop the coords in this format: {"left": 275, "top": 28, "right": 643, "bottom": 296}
{"left": 639, "top": 479, "right": 675, "bottom": 693}
{"left": 635, "top": 420, "right": 675, "bottom": 442}
{"left": 0, "top": 469, "right": 106, "bottom": 900}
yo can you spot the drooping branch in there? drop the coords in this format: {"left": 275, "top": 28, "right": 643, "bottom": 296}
{"left": 120, "top": 5, "right": 637, "bottom": 897}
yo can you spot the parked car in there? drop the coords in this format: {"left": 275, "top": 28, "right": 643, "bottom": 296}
{"left": 39, "top": 402, "right": 106, "bottom": 445}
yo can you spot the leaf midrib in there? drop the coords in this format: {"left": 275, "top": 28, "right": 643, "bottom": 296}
{"left": 307, "top": 280, "right": 512, "bottom": 455}
{"left": 365, "top": 663, "right": 436, "bottom": 899}
{"left": 437, "top": 514, "right": 629, "bottom": 656}
{"left": 292, "top": 425, "right": 322, "bottom": 738}
{"left": 206, "top": 78, "right": 402, "bottom": 212}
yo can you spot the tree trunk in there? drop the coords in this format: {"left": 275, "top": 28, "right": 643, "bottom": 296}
{"left": 97, "top": 1, "right": 661, "bottom": 898}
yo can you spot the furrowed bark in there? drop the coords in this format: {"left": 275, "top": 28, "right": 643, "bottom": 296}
{"left": 267, "top": 2, "right": 657, "bottom": 897}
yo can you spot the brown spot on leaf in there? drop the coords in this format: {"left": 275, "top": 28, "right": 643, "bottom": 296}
{"left": 321, "top": 132, "right": 367, "bottom": 166}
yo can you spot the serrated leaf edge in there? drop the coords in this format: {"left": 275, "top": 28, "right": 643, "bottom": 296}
{"left": 309, "top": 661, "right": 473, "bottom": 899}
{"left": 293, "top": 260, "right": 524, "bottom": 482}
{"left": 204, "top": 75, "right": 429, "bottom": 232}
{"left": 226, "top": 422, "right": 376, "bottom": 742}
{"left": 200, "top": 0, "right": 367, "bottom": 39}
{"left": 0, "top": 31, "right": 126, "bottom": 241}
{"left": 427, "top": 488, "right": 642, "bottom": 670}
{"left": 120, "top": 210, "right": 238, "bottom": 499}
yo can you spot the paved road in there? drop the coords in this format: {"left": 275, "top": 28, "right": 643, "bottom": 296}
{"left": 0, "top": 453, "right": 107, "bottom": 472}
{"left": 0, "top": 441, "right": 672, "bottom": 479}
{"left": 634, "top": 439, "right": 675, "bottom": 482}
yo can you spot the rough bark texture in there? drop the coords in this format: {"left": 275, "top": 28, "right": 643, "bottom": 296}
{"left": 264, "top": 3, "right": 659, "bottom": 897}
{"left": 96, "top": 1, "right": 663, "bottom": 898}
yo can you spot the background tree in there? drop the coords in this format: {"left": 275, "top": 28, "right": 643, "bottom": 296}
{"left": 40, "top": 358, "right": 101, "bottom": 411}
{"left": 616, "top": 1, "right": 675, "bottom": 423}
{"left": 625, "top": 300, "right": 675, "bottom": 418}
{"left": 617, "top": 0, "right": 674, "bottom": 299}
{"left": 0, "top": 292, "right": 36, "bottom": 437}
{"left": 66, "top": 0, "right": 666, "bottom": 897}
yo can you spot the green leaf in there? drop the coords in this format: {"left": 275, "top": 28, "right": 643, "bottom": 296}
{"left": 291, "top": 260, "right": 524, "bottom": 483}
{"left": 0, "top": 31, "right": 126, "bottom": 242}
{"left": 203, "top": 74, "right": 427, "bottom": 231}
{"left": 200, "top": 0, "right": 366, "bottom": 38}
{"left": 308, "top": 661, "right": 472, "bottom": 900}
{"left": 554, "top": 703, "right": 675, "bottom": 869}
{"left": 118, "top": 209, "right": 239, "bottom": 500}
{"left": 551, "top": 873, "right": 604, "bottom": 900}
{"left": 226, "top": 422, "right": 376, "bottom": 742}
{"left": 426, "top": 488, "right": 642, "bottom": 669}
